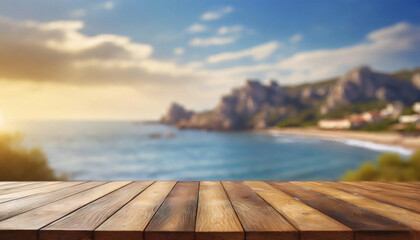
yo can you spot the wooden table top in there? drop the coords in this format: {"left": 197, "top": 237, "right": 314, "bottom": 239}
{"left": 0, "top": 181, "right": 419, "bottom": 240}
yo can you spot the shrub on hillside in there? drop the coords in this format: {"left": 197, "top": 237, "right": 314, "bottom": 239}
{"left": 0, "top": 132, "right": 66, "bottom": 181}
{"left": 342, "top": 149, "right": 420, "bottom": 181}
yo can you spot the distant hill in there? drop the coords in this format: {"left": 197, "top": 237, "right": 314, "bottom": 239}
{"left": 162, "top": 66, "right": 420, "bottom": 131}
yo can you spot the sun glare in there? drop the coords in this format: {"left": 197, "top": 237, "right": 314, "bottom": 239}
{"left": 0, "top": 110, "right": 5, "bottom": 129}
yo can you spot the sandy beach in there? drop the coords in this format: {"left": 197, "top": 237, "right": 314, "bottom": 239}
{"left": 261, "top": 127, "right": 420, "bottom": 151}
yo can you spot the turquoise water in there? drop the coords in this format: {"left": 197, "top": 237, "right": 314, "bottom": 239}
{"left": 14, "top": 121, "right": 412, "bottom": 181}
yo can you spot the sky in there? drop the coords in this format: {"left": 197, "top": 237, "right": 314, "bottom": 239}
{"left": 0, "top": 0, "right": 419, "bottom": 121}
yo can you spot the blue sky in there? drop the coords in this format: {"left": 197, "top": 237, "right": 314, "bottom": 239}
{"left": 0, "top": 0, "right": 419, "bottom": 120}
{"left": 2, "top": 0, "right": 420, "bottom": 65}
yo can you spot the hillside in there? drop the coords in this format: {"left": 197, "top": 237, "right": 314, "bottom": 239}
{"left": 162, "top": 66, "right": 420, "bottom": 131}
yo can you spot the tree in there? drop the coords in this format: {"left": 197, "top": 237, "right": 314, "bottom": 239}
{"left": 0, "top": 132, "right": 66, "bottom": 181}
{"left": 342, "top": 149, "right": 420, "bottom": 181}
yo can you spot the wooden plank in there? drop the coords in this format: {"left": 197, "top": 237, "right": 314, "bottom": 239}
{"left": 296, "top": 182, "right": 420, "bottom": 240}
{"left": 364, "top": 182, "right": 420, "bottom": 194}
{"left": 344, "top": 182, "right": 420, "bottom": 201}
{"left": 0, "top": 182, "right": 17, "bottom": 187}
{"left": 0, "top": 182, "right": 79, "bottom": 204}
{"left": 324, "top": 182, "right": 420, "bottom": 213}
{"left": 0, "top": 182, "right": 60, "bottom": 195}
{"left": 392, "top": 182, "right": 420, "bottom": 190}
{"left": 95, "top": 181, "right": 176, "bottom": 240}
{"left": 196, "top": 181, "right": 244, "bottom": 240}
{"left": 222, "top": 181, "right": 298, "bottom": 240}
{"left": 40, "top": 181, "right": 153, "bottom": 240}
{"left": 269, "top": 181, "right": 412, "bottom": 240}
{"left": 0, "top": 181, "right": 104, "bottom": 221}
{"left": 0, "top": 182, "right": 38, "bottom": 191}
{"left": 244, "top": 181, "right": 352, "bottom": 240}
{"left": 0, "top": 181, "right": 131, "bottom": 240}
{"left": 145, "top": 181, "right": 199, "bottom": 240}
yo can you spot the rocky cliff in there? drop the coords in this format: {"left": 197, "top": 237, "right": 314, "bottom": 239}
{"left": 161, "top": 103, "right": 194, "bottom": 124}
{"left": 177, "top": 80, "right": 296, "bottom": 130}
{"left": 321, "top": 66, "right": 420, "bottom": 113}
{"left": 161, "top": 66, "right": 420, "bottom": 131}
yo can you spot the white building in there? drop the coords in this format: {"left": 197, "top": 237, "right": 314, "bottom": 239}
{"left": 361, "top": 111, "right": 382, "bottom": 123}
{"left": 399, "top": 114, "right": 420, "bottom": 124}
{"left": 318, "top": 119, "right": 351, "bottom": 130}
{"left": 413, "top": 102, "right": 420, "bottom": 114}
{"left": 380, "top": 103, "right": 403, "bottom": 118}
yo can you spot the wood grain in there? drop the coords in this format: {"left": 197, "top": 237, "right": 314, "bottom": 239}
{"left": 324, "top": 181, "right": 420, "bottom": 213}
{"left": 269, "top": 181, "right": 412, "bottom": 240}
{"left": 363, "top": 182, "right": 420, "bottom": 195}
{"left": 222, "top": 181, "right": 298, "bottom": 240}
{"left": 95, "top": 181, "right": 176, "bottom": 240}
{"left": 145, "top": 181, "right": 199, "bottom": 240}
{"left": 196, "top": 181, "right": 243, "bottom": 240}
{"left": 0, "top": 182, "right": 17, "bottom": 187}
{"left": 40, "top": 181, "right": 153, "bottom": 240}
{"left": 392, "top": 182, "right": 420, "bottom": 190}
{"left": 296, "top": 181, "right": 420, "bottom": 240}
{"left": 0, "top": 181, "right": 103, "bottom": 221}
{"left": 0, "top": 181, "right": 131, "bottom": 240}
{"left": 0, "top": 181, "right": 78, "bottom": 203}
{"left": 244, "top": 181, "right": 352, "bottom": 240}
{"left": 0, "top": 182, "right": 39, "bottom": 191}
{"left": 0, "top": 182, "right": 60, "bottom": 196}
{"left": 343, "top": 182, "right": 420, "bottom": 201}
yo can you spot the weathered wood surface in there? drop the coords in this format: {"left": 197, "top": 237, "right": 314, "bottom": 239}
{"left": 0, "top": 181, "right": 418, "bottom": 240}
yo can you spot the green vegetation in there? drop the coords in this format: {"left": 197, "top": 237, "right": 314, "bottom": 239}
{"left": 401, "top": 123, "right": 420, "bottom": 133}
{"left": 0, "top": 132, "right": 66, "bottom": 181}
{"left": 323, "top": 101, "right": 387, "bottom": 119}
{"left": 341, "top": 149, "right": 420, "bottom": 181}
{"left": 401, "top": 106, "right": 416, "bottom": 115}
{"left": 276, "top": 101, "right": 390, "bottom": 128}
{"left": 361, "top": 118, "right": 397, "bottom": 132}
{"left": 277, "top": 108, "right": 319, "bottom": 128}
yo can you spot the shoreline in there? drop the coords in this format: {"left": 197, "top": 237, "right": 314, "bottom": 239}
{"left": 259, "top": 127, "right": 420, "bottom": 152}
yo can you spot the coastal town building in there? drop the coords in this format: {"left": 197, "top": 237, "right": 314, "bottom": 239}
{"left": 413, "top": 102, "right": 420, "bottom": 114}
{"left": 361, "top": 111, "right": 382, "bottom": 123}
{"left": 380, "top": 103, "right": 403, "bottom": 118}
{"left": 318, "top": 119, "right": 351, "bottom": 129}
{"left": 398, "top": 102, "right": 420, "bottom": 124}
{"left": 399, "top": 114, "right": 420, "bottom": 124}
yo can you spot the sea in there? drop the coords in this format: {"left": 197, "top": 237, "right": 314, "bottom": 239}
{"left": 11, "top": 121, "right": 413, "bottom": 181}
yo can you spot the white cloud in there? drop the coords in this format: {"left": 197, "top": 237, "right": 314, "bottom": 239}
{"left": 289, "top": 34, "right": 303, "bottom": 43}
{"left": 70, "top": 9, "right": 86, "bottom": 18}
{"left": 276, "top": 22, "right": 420, "bottom": 84}
{"left": 1, "top": 15, "right": 420, "bottom": 118}
{"left": 218, "top": 25, "right": 243, "bottom": 35}
{"left": 174, "top": 47, "right": 184, "bottom": 55}
{"left": 190, "top": 37, "right": 236, "bottom": 46}
{"left": 201, "top": 6, "right": 233, "bottom": 21}
{"left": 187, "top": 23, "right": 207, "bottom": 33}
{"left": 102, "top": 1, "right": 114, "bottom": 10}
{"left": 207, "top": 41, "right": 280, "bottom": 63}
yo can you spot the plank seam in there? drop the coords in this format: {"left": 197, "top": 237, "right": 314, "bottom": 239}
{"left": 330, "top": 182, "right": 420, "bottom": 213}
{"left": 0, "top": 181, "right": 104, "bottom": 222}
{"left": 37, "top": 181, "right": 134, "bottom": 237}
{"left": 0, "top": 182, "right": 66, "bottom": 204}
{"left": 193, "top": 181, "right": 200, "bottom": 240}
{"left": 220, "top": 181, "right": 246, "bottom": 240}
{"left": 142, "top": 181, "right": 178, "bottom": 240}
{"left": 91, "top": 181, "right": 156, "bottom": 236}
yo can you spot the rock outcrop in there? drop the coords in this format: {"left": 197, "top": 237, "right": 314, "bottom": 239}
{"left": 161, "top": 103, "right": 194, "bottom": 124}
{"left": 162, "top": 66, "right": 420, "bottom": 131}
{"left": 321, "top": 66, "right": 420, "bottom": 113}
{"left": 176, "top": 80, "right": 293, "bottom": 130}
